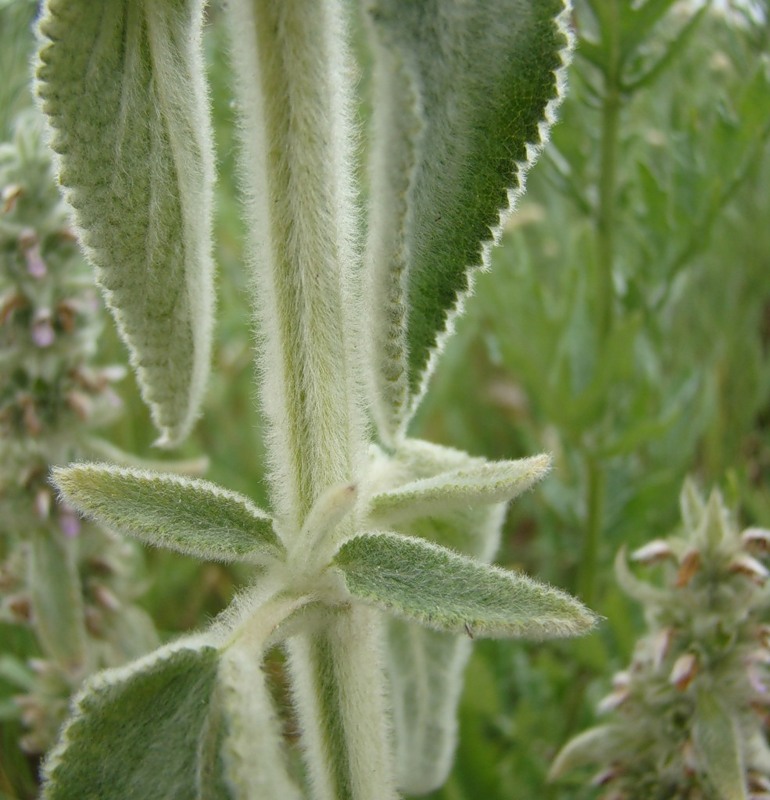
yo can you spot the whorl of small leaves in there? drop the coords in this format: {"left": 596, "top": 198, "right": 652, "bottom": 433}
{"left": 334, "top": 532, "right": 597, "bottom": 639}
{"left": 364, "top": 0, "right": 571, "bottom": 436}
{"left": 52, "top": 464, "right": 284, "bottom": 564}
{"left": 35, "top": 0, "right": 215, "bottom": 446}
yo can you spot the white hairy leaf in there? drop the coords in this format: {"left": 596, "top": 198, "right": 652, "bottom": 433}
{"left": 548, "top": 724, "right": 623, "bottom": 781}
{"left": 52, "top": 464, "right": 284, "bottom": 564}
{"left": 693, "top": 690, "right": 748, "bottom": 800}
{"left": 36, "top": 0, "right": 215, "bottom": 446}
{"left": 41, "top": 637, "right": 227, "bottom": 800}
{"left": 368, "top": 453, "right": 550, "bottom": 525}
{"left": 364, "top": 0, "right": 572, "bottom": 440}
{"left": 28, "top": 527, "right": 87, "bottom": 670}
{"left": 334, "top": 532, "right": 597, "bottom": 639}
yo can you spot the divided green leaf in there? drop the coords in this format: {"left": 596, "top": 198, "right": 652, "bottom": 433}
{"left": 35, "top": 0, "right": 215, "bottom": 446}
{"left": 52, "top": 464, "right": 284, "bottom": 564}
{"left": 334, "top": 532, "right": 596, "bottom": 639}
{"left": 364, "top": 0, "right": 571, "bottom": 437}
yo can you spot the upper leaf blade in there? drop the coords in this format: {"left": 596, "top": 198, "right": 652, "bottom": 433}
{"left": 35, "top": 0, "right": 215, "bottom": 446}
{"left": 364, "top": 0, "right": 571, "bottom": 439}
{"left": 368, "top": 453, "right": 550, "bottom": 525}
{"left": 334, "top": 532, "right": 596, "bottom": 639}
{"left": 52, "top": 464, "right": 284, "bottom": 564}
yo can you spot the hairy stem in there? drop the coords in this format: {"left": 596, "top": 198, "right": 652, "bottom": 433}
{"left": 286, "top": 607, "right": 397, "bottom": 800}
{"left": 225, "top": 0, "right": 363, "bottom": 533}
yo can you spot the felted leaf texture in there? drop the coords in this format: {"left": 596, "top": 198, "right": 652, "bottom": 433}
{"left": 41, "top": 636, "right": 300, "bottom": 800}
{"left": 364, "top": 0, "right": 571, "bottom": 439}
{"left": 35, "top": 0, "right": 215, "bottom": 446}
{"left": 41, "top": 639, "right": 225, "bottom": 800}
{"left": 334, "top": 532, "right": 596, "bottom": 639}
{"left": 52, "top": 464, "right": 284, "bottom": 564}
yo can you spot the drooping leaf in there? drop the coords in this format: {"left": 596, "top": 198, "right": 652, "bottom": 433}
{"left": 42, "top": 638, "right": 227, "bottom": 800}
{"left": 387, "top": 622, "right": 472, "bottom": 794}
{"left": 334, "top": 532, "right": 596, "bottom": 638}
{"left": 693, "top": 689, "right": 748, "bottom": 800}
{"left": 52, "top": 464, "right": 284, "bottom": 564}
{"left": 548, "top": 724, "right": 623, "bottom": 781}
{"left": 369, "top": 439, "right": 507, "bottom": 793}
{"left": 364, "top": 0, "right": 572, "bottom": 439}
{"left": 368, "top": 453, "right": 550, "bottom": 525}
{"left": 28, "top": 527, "right": 86, "bottom": 670}
{"left": 35, "top": 0, "right": 215, "bottom": 446}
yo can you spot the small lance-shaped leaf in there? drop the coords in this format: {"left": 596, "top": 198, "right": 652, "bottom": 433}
{"left": 42, "top": 638, "right": 226, "bottom": 800}
{"left": 333, "top": 532, "right": 596, "bottom": 639}
{"left": 52, "top": 464, "right": 284, "bottom": 564}
{"left": 364, "top": 0, "right": 571, "bottom": 440}
{"left": 548, "top": 724, "right": 624, "bottom": 781}
{"left": 28, "top": 527, "right": 87, "bottom": 671}
{"left": 693, "top": 689, "right": 748, "bottom": 800}
{"left": 368, "top": 453, "right": 550, "bottom": 525}
{"left": 35, "top": 0, "right": 215, "bottom": 446}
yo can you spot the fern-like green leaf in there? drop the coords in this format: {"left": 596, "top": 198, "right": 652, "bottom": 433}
{"left": 364, "top": 0, "right": 572, "bottom": 439}
{"left": 35, "top": 0, "right": 215, "bottom": 446}
{"left": 52, "top": 464, "right": 284, "bottom": 564}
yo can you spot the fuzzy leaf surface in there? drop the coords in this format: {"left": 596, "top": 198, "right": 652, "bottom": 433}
{"left": 364, "top": 0, "right": 570, "bottom": 436}
{"left": 42, "top": 639, "right": 226, "bottom": 800}
{"left": 53, "top": 464, "right": 284, "bottom": 564}
{"left": 368, "top": 453, "right": 550, "bottom": 525}
{"left": 36, "top": 0, "right": 215, "bottom": 446}
{"left": 693, "top": 690, "right": 748, "bottom": 800}
{"left": 334, "top": 532, "right": 596, "bottom": 638}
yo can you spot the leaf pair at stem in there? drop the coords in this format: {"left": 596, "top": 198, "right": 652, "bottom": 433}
{"left": 34, "top": 0, "right": 594, "bottom": 797}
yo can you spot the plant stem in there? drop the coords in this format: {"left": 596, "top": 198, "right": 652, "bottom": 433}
{"left": 578, "top": 454, "right": 605, "bottom": 609}
{"left": 595, "top": 0, "right": 621, "bottom": 341}
{"left": 225, "top": 0, "right": 363, "bottom": 533}
{"left": 286, "top": 607, "right": 397, "bottom": 800}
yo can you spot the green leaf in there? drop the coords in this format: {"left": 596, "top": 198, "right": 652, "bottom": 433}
{"left": 334, "top": 532, "right": 596, "bottom": 638}
{"left": 364, "top": 0, "right": 571, "bottom": 439}
{"left": 42, "top": 638, "right": 227, "bottom": 800}
{"left": 693, "top": 689, "right": 748, "bottom": 800}
{"left": 28, "top": 527, "right": 87, "bottom": 670}
{"left": 548, "top": 724, "right": 623, "bottom": 781}
{"left": 52, "top": 464, "right": 284, "bottom": 564}
{"left": 387, "top": 623, "right": 472, "bottom": 794}
{"left": 35, "top": 0, "right": 215, "bottom": 446}
{"left": 368, "top": 453, "right": 550, "bottom": 525}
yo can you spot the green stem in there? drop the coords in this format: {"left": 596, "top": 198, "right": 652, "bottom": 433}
{"left": 225, "top": 0, "right": 363, "bottom": 533}
{"left": 595, "top": 1, "right": 621, "bottom": 341}
{"left": 286, "top": 607, "right": 397, "bottom": 800}
{"left": 579, "top": 454, "right": 605, "bottom": 608}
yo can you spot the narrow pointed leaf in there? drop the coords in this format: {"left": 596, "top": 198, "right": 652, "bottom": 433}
{"left": 35, "top": 0, "right": 215, "bottom": 446}
{"left": 334, "top": 532, "right": 596, "bottom": 638}
{"left": 548, "top": 724, "right": 623, "bottom": 781}
{"left": 369, "top": 454, "right": 550, "bottom": 525}
{"left": 42, "top": 638, "right": 227, "bottom": 800}
{"left": 693, "top": 690, "right": 748, "bottom": 800}
{"left": 28, "top": 527, "right": 87, "bottom": 670}
{"left": 387, "top": 623, "right": 472, "bottom": 794}
{"left": 364, "top": 0, "right": 572, "bottom": 437}
{"left": 53, "top": 464, "right": 284, "bottom": 564}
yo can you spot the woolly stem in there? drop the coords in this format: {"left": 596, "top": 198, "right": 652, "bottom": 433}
{"left": 224, "top": 0, "right": 363, "bottom": 534}
{"left": 286, "top": 607, "right": 397, "bottom": 800}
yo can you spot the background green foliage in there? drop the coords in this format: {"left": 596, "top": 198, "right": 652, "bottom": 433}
{"left": 1, "top": 1, "right": 769, "bottom": 798}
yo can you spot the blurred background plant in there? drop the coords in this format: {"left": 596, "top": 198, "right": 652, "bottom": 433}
{"left": 0, "top": 0, "right": 769, "bottom": 798}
